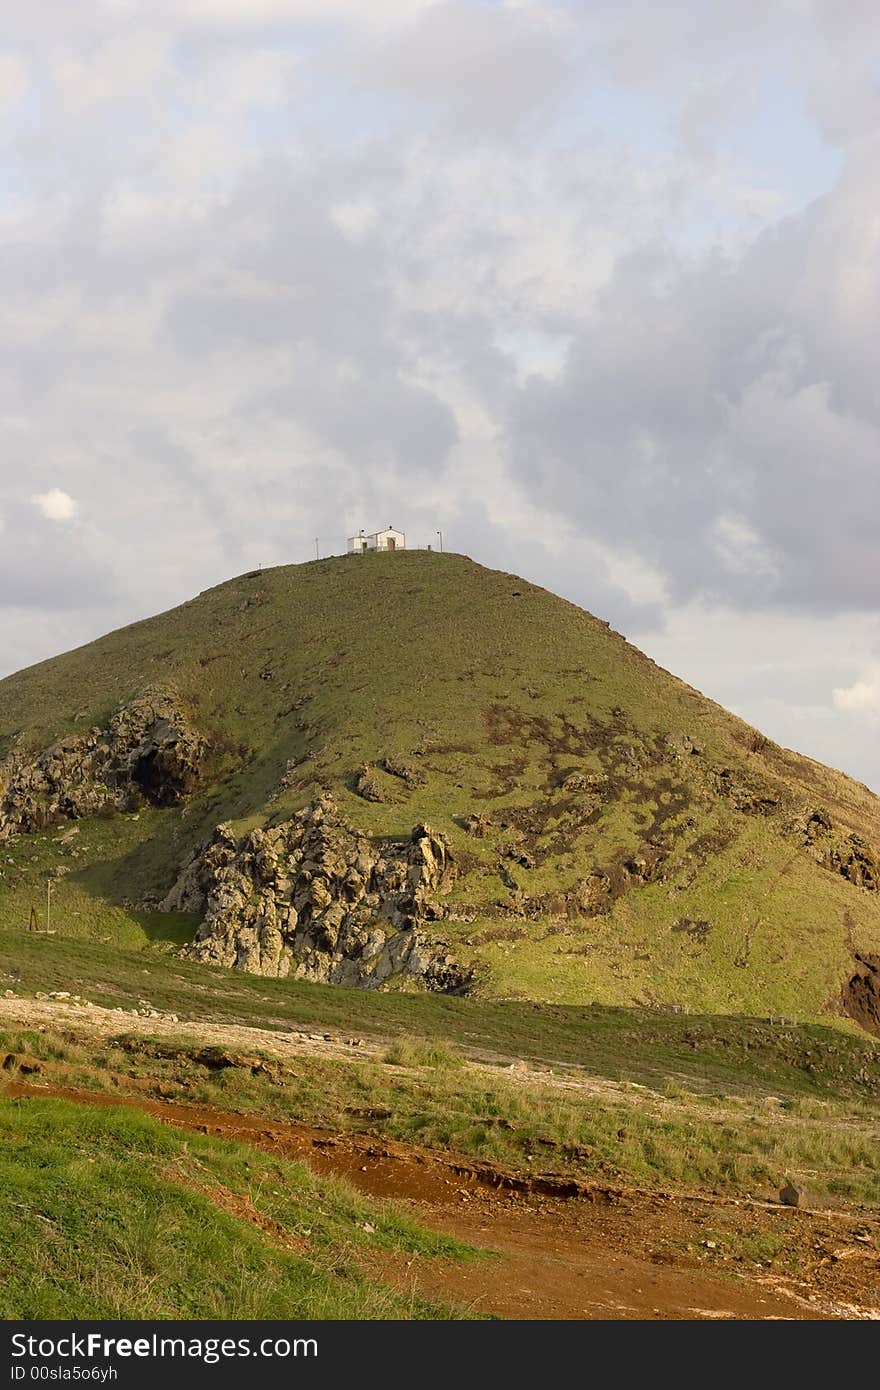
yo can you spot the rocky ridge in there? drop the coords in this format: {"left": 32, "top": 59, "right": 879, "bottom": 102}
{"left": 0, "top": 691, "right": 205, "bottom": 839}
{"left": 163, "top": 795, "right": 473, "bottom": 993}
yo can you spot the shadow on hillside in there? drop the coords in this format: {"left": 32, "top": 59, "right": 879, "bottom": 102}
{"left": 131, "top": 910, "right": 202, "bottom": 945}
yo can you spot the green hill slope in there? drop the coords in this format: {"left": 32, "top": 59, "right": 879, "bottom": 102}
{"left": 1, "top": 551, "right": 878, "bottom": 1029}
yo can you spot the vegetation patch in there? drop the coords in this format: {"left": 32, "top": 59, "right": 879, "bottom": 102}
{"left": 0, "top": 1095, "right": 477, "bottom": 1320}
{"left": 4, "top": 1026, "right": 878, "bottom": 1209}
{"left": 382, "top": 1037, "right": 464, "bottom": 1069}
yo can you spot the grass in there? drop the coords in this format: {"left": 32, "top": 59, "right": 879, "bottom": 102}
{"left": 3, "top": 929, "right": 879, "bottom": 1102}
{"left": 382, "top": 1037, "right": 464, "bottom": 1068}
{"left": 0, "top": 550, "right": 878, "bottom": 1018}
{"left": 657, "top": 1225, "right": 810, "bottom": 1278}
{"left": 0, "top": 1095, "right": 479, "bottom": 1320}
{"left": 5, "top": 1026, "right": 879, "bottom": 1209}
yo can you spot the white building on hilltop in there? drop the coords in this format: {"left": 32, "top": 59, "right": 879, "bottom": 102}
{"left": 347, "top": 526, "right": 406, "bottom": 553}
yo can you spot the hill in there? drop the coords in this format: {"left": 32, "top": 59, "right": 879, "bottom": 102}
{"left": 0, "top": 550, "right": 878, "bottom": 1031}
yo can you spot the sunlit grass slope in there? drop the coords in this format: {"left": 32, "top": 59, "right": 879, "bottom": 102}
{"left": 1, "top": 551, "right": 878, "bottom": 1022}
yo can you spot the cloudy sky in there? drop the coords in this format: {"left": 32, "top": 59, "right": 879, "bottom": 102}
{"left": 2, "top": 1, "right": 879, "bottom": 786}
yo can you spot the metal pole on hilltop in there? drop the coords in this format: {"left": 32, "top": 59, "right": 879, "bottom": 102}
{"left": 437, "top": 530, "right": 443, "bottom": 553}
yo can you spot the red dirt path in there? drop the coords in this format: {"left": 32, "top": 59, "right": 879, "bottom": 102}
{"left": 6, "top": 1082, "right": 879, "bottom": 1320}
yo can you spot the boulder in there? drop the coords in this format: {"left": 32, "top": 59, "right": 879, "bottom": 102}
{"left": 354, "top": 765, "right": 389, "bottom": 802}
{"left": 464, "top": 812, "right": 492, "bottom": 838}
{"left": 779, "top": 1181, "right": 807, "bottom": 1208}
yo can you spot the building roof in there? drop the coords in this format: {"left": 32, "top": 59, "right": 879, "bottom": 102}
{"left": 347, "top": 526, "right": 405, "bottom": 540}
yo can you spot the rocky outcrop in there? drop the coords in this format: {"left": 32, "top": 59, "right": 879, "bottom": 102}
{"left": 107, "top": 694, "right": 205, "bottom": 808}
{"left": 710, "top": 766, "right": 779, "bottom": 814}
{"left": 464, "top": 812, "right": 492, "bottom": 838}
{"left": 381, "top": 755, "right": 424, "bottom": 787}
{"left": 790, "top": 807, "right": 834, "bottom": 843}
{"left": 354, "top": 765, "right": 390, "bottom": 802}
{"left": 843, "top": 954, "right": 880, "bottom": 1037}
{"left": 169, "top": 796, "right": 472, "bottom": 993}
{"left": 823, "top": 835, "right": 879, "bottom": 891}
{"left": 0, "top": 691, "right": 205, "bottom": 839}
{"left": 790, "top": 808, "right": 879, "bottom": 891}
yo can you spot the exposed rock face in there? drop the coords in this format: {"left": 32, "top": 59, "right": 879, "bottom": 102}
{"left": 108, "top": 694, "right": 205, "bottom": 809}
{"left": 0, "top": 692, "right": 205, "bottom": 839}
{"left": 170, "top": 796, "right": 472, "bottom": 993}
{"left": 823, "top": 836, "right": 879, "bottom": 892}
{"left": 844, "top": 954, "right": 880, "bottom": 1037}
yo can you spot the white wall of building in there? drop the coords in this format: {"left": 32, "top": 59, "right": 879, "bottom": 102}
{"left": 372, "top": 528, "right": 405, "bottom": 550}
{"left": 347, "top": 528, "right": 406, "bottom": 552}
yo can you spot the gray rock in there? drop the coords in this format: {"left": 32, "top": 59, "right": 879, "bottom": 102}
{"left": 354, "top": 765, "right": 389, "bottom": 802}
{"left": 0, "top": 688, "right": 205, "bottom": 840}
{"left": 180, "top": 795, "right": 472, "bottom": 994}
{"left": 779, "top": 1181, "right": 807, "bottom": 1208}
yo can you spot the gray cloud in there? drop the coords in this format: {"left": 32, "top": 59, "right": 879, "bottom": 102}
{"left": 344, "top": 2, "right": 569, "bottom": 137}
{"left": 1, "top": 1, "right": 879, "bottom": 787}
{"left": 507, "top": 152, "right": 880, "bottom": 613}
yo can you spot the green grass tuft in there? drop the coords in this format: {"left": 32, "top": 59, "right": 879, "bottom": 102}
{"left": 382, "top": 1037, "right": 464, "bottom": 1069}
{"left": 0, "top": 1096, "right": 478, "bottom": 1320}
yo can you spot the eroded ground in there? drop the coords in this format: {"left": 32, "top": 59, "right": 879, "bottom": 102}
{"left": 2, "top": 995, "right": 878, "bottom": 1321}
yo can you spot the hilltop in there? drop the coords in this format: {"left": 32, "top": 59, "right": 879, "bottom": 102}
{"left": 0, "top": 550, "right": 878, "bottom": 1031}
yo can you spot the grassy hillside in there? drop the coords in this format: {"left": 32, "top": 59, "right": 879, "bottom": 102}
{"left": 0, "top": 1096, "right": 473, "bottom": 1319}
{"left": 5, "top": 1020, "right": 877, "bottom": 1211}
{"left": 4, "top": 930, "right": 879, "bottom": 1099}
{"left": 1, "top": 551, "right": 878, "bottom": 1025}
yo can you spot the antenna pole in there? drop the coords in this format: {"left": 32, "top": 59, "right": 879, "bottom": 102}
{"left": 437, "top": 530, "right": 443, "bottom": 553}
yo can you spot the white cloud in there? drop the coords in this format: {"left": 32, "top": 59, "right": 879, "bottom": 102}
{"left": 330, "top": 200, "right": 379, "bottom": 242}
{"left": 834, "top": 667, "right": 880, "bottom": 723}
{"left": 177, "top": 0, "right": 435, "bottom": 27}
{"left": 31, "top": 489, "right": 79, "bottom": 523}
{"left": 351, "top": 1, "right": 568, "bottom": 135}
{"left": 713, "top": 513, "right": 779, "bottom": 580}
